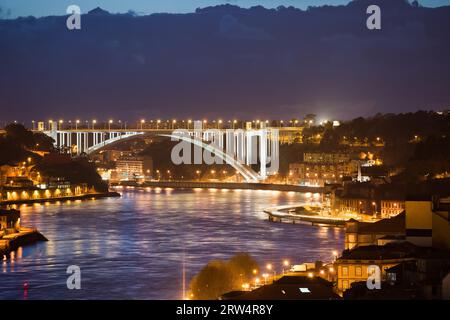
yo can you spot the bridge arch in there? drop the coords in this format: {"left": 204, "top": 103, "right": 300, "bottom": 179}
{"left": 161, "top": 133, "right": 261, "bottom": 183}
{"left": 85, "top": 132, "right": 144, "bottom": 154}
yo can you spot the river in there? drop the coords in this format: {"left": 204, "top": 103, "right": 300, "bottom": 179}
{"left": 0, "top": 188, "right": 343, "bottom": 299}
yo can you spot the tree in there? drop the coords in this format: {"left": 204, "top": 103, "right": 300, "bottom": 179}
{"left": 189, "top": 253, "right": 259, "bottom": 300}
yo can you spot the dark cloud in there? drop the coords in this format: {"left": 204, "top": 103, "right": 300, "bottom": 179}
{"left": 0, "top": 0, "right": 449, "bottom": 122}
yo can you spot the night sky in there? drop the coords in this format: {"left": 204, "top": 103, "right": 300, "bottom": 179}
{"left": 1, "top": 0, "right": 450, "bottom": 122}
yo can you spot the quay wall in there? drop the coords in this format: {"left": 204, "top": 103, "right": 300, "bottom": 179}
{"left": 0, "top": 191, "right": 120, "bottom": 206}
{"left": 133, "top": 181, "right": 329, "bottom": 193}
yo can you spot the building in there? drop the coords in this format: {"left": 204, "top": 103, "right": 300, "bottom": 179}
{"left": 406, "top": 196, "right": 450, "bottom": 250}
{"left": 0, "top": 209, "right": 20, "bottom": 233}
{"left": 4, "top": 177, "right": 34, "bottom": 188}
{"left": 343, "top": 249, "right": 450, "bottom": 300}
{"left": 331, "top": 182, "right": 405, "bottom": 218}
{"left": 289, "top": 152, "right": 357, "bottom": 187}
{"left": 115, "top": 155, "right": 153, "bottom": 181}
{"left": 277, "top": 127, "right": 303, "bottom": 144}
{"left": 345, "top": 212, "right": 406, "bottom": 250}
{"left": 221, "top": 276, "right": 340, "bottom": 300}
{"left": 335, "top": 242, "right": 418, "bottom": 294}
{"left": 93, "top": 150, "right": 133, "bottom": 163}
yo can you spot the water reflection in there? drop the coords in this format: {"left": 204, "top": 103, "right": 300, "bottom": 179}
{"left": 0, "top": 189, "right": 343, "bottom": 299}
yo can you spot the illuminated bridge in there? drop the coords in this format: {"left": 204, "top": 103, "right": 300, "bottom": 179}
{"left": 40, "top": 124, "right": 282, "bottom": 182}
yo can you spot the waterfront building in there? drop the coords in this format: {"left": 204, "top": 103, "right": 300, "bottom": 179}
{"left": 0, "top": 183, "right": 89, "bottom": 202}
{"left": 331, "top": 182, "right": 405, "bottom": 217}
{"left": 4, "top": 177, "right": 34, "bottom": 188}
{"left": 115, "top": 155, "right": 153, "bottom": 181}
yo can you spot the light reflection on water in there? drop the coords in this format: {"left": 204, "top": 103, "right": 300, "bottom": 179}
{"left": 0, "top": 189, "right": 343, "bottom": 300}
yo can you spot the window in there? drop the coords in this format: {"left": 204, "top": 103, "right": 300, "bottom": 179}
{"left": 355, "top": 266, "right": 362, "bottom": 277}
{"left": 342, "top": 266, "right": 349, "bottom": 276}
{"left": 342, "top": 280, "right": 349, "bottom": 290}
{"left": 299, "top": 288, "right": 311, "bottom": 293}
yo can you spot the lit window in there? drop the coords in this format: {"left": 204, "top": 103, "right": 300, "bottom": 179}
{"left": 342, "top": 266, "right": 349, "bottom": 276}
{"left": 299, "top": 288, "right": 311, "bottom": 293}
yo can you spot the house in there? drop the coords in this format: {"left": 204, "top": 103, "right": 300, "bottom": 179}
{"left": 334, "top": 242, "right": 418, "bottom": 294}
{"left": 220, "top": 276, "right": 340, "bottom": 300}
{"left": 343, "top": 248, "right": 450, "bottom": 300}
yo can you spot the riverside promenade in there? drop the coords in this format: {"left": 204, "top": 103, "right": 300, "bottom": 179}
{"left": 131, "top": 181, "right": 330, "bottom": 193}
{"left": 264, "top": 204, "right": 379, "bottom": 226}
{"left": 0, "top": 191, "right": 120, "bottom": 206}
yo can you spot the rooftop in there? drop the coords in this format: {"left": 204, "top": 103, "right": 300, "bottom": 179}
{"left": 348, "top": 212, "right": 405, "bottom": 234}
{"left": 221, "top": 276, "right": 340, "bottom": 300}
{"left": 339, "top": 241, "right": 450, "bottom": 261}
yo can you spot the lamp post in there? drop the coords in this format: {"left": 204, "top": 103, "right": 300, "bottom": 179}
{"left": 282, "top": 260, "right": 290, "bottom": 274}
{"left": 262, "top": 273, "right": 269, "bottom": 285}
{"left": 92, "top": 120, "right": 97, "bottom": 130}
{"left": 109, "top": 119, "right": 113, "bottom": 130}
{"left": 332, "top": 250, "right": 338, "bottom": 262}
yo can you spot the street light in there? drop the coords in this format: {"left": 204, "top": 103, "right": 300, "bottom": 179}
{"left": 109, "top": 119, "right": 113, "bottom": 130}
{"left": 141, "top": 119, "right": 145, "bottom": 130}
{"left": 332, "top": 250, "right": 338, "bottom": 261}
{"left": 266, "top": 263, "right": 275, "bottom": 278}
{"left": 92, "top": 119, "right": 97, "bottom": 130}
{"left": 262, "top": 273, "right": 269, "bottom": 285}
{"left": 282, "top": 259, "right": 290, "bottom": 274}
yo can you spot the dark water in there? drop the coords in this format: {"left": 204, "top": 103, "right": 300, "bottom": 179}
{"left": 0, "top": 188, "right": 343, "bottom": 300}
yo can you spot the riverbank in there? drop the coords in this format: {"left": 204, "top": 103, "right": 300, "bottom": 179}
{"left": 0, "top": 191, "right": 121, "bottom": 206}
{"left": 0, "top": 228, "right": 48, "bottom": 257}
{"left": 118, "top": 181, "right": 329, "bottom": 193}
{"left": 264, "top": 204, "right": 379, "bottom": 226}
